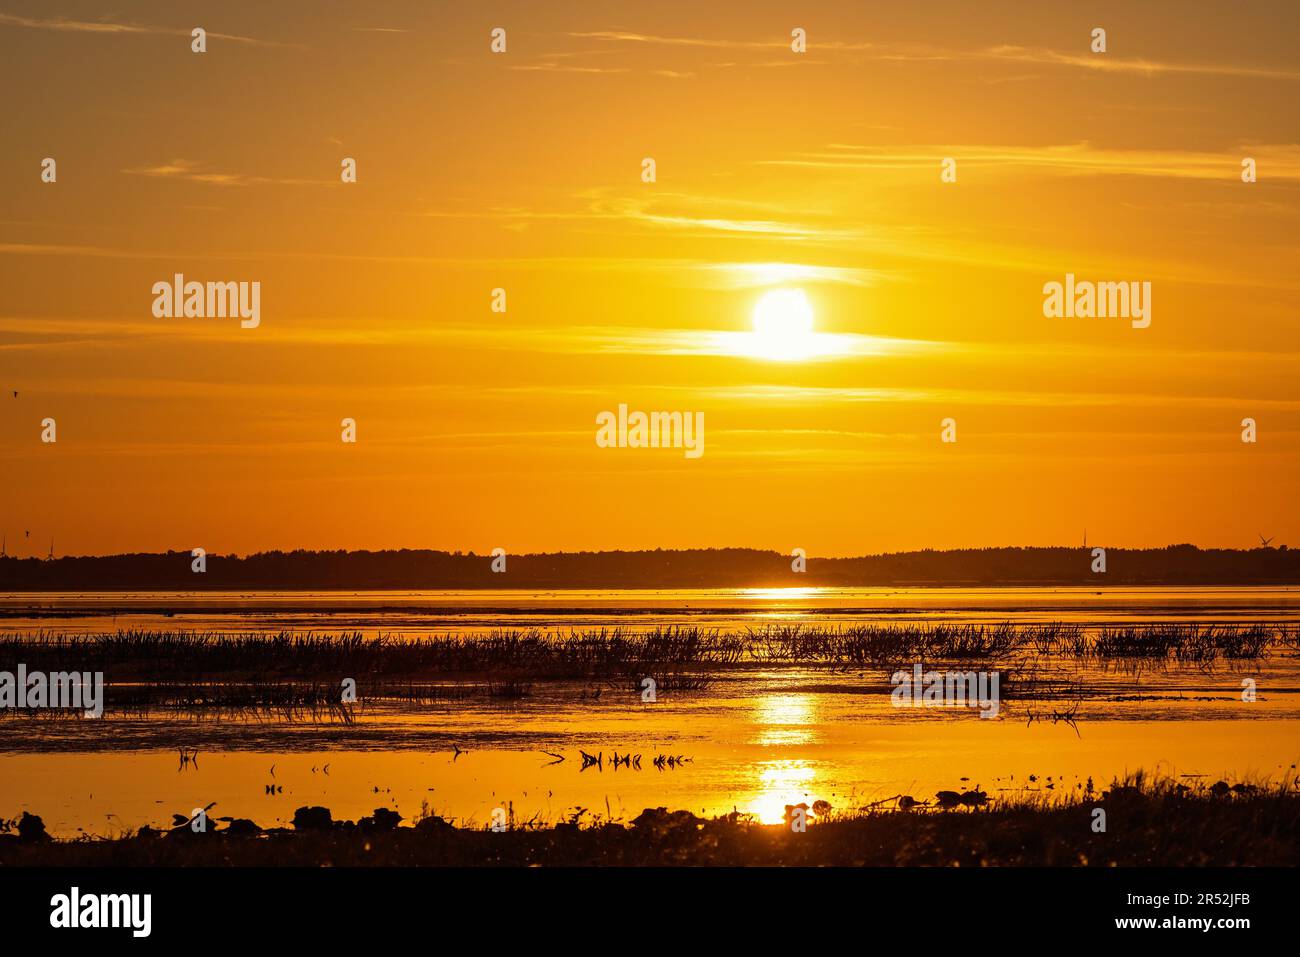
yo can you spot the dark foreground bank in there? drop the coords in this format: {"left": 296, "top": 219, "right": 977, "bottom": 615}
{"left": 4, "top": 781, "right": 1297, "bottom": 867}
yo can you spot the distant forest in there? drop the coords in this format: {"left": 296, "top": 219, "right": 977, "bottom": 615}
{"left": 0, "top": 545, "right": 1296, "bottom": 590}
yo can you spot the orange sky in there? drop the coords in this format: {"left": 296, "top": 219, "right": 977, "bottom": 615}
{"left": 1, "top": 0, "right": 1298, "bottom": 557}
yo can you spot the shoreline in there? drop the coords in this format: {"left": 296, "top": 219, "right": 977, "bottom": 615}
{"left": 4, "top": 780, "right": 1297, "bottom": 866}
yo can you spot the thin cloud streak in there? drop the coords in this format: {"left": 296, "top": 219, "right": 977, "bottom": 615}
{"left": 706, "top": 384, "right": 1300, "bottom": 410}
{"left": 564, "top": 30, "right": 1299, "bottom": 81}
{"left": 510, "top": 63, "right": 632, "bottom": 74}
{"left": 122, "top": 159, "right": 328, "bottom": 187}
{"left": 0, "top": 12, "right": 282, "bottom": 47}
{"left": 761, "top": 143, "right": 1300, "bottom": 181}
{"left": 982, "top": 44, "right": 1300, "bottom": 81}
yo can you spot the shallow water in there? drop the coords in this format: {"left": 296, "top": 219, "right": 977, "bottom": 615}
{"left": 1, "top": 587, "right": 1297, "bottom": 836}
{"left": 4, "top": 585, "right": 1299, "bottom": 635}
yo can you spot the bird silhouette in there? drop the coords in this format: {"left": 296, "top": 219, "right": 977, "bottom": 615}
{"left": 1259, "top": 533, "right": 1275, "bottom": 546}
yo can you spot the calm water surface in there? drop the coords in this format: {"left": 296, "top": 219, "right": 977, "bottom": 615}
{"left": 1, "top": 587, "right": 1297, "bottom": 836}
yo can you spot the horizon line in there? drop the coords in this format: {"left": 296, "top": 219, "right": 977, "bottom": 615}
{"left": 0, "top": 542, "right": 1288, "bottom": 562}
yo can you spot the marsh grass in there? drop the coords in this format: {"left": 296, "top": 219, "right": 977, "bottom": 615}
{"left": 748, "top": 622, "right": 1035, "bottom": 663}
{"left": 2, "top": 622, "right": 1285, "bottom": 675}
{"left": 0, "top": 626, "right": 742, "bottom": 677}
{"left": 1091, "top": 624, "right": 1275, "bottom": 662}
{"left": 0, "top": 622, "right": 1285, "bottom": 720}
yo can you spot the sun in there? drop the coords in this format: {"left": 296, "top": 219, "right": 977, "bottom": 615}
{"left": 749, "top": 289, "right": 819, "bottom": 360}
{"left": 714, "top": 286, "right": 854, "bottom": 361}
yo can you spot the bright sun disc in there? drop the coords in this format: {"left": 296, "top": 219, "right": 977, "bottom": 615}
{"left": 750, "top": 288, "right": 817, "bottom": 359}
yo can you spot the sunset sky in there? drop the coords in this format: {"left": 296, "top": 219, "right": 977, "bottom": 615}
{"left": 2, "top": 0, "right": 1298, "bottom": 556}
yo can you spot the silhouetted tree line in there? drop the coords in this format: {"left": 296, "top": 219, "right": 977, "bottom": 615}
{"left": 0, "top": 544, "right": 1296, "bottom": 590}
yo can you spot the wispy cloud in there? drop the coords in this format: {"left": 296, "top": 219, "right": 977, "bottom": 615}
{"left": 703, "top": 384, "right": 1300, "bottom": 410}
{"left": 980, "top": 44, "right": 1300, "bottom": 81}
{"left": 122, "top": 159, "right": 327, "bottom": 187}
{"left": 568, "top": 30, "right": 875, "bottom": 52}
{"left": 568, "top": 30, "right": 772, "bottom": 49}
{"left": 409, "top": 189, "right": 858, "bottom": 242}
{"left": 0, "top": 12, "right": 280, "bottom": 47}
{"left": 761, "top": 142, "right": 1300, "bottom": 182}
{"left": 564, "top": 30, "right": 1299, "bottom": 81}
{"left": 0, "top": 316, "right": 938, "bottom": 360}
{"left": 686, "top": 262, "right": 885, "bottom": 289}
{"left": 582, "top": 190, "right": 858, "bottom": 241}
{"left": 0, "top": 242, "right": 159, "bottom": 259}
{"left": 510, "top": 63, "right": 631, "bottom": 75}
{"left": 558, "top": 327, "right": 940, "bottom": 360}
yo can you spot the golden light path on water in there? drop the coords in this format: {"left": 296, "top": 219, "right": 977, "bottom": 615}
{"left": 750, "top": 694, "right": 820, "bottom": 822}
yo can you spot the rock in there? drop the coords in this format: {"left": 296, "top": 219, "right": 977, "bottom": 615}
{"left": 291, "top": 806, "right": 335, "bottom": 831}
{"left": 359, "top": 808, "right": 402, "bottom": 831}
{"left": 16, "top": 812, "right": 50, "bottom": 842}
{"left": 413, "top": 815, "right": 453, "bottom": 833}
{"left": 631, "top": 807, "right": 702, "bottom": 831}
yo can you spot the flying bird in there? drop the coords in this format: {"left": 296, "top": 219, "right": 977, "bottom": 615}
{"left": 1259, "top": 533, "right": 1275, "bottom": 546}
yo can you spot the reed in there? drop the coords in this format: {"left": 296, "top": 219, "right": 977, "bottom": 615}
{"left": 0, "top": 622, "right": 1283, "bottom": 681}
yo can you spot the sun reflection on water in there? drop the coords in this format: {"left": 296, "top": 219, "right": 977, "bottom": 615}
{"left": 753, "top": 693, "right": 819, "bottom": 746}
{"left": 746, "top": 693, "right": 822, "bottom": 822}
{"left": 740, "top": 587, "right": 824, "bottom": 602}
{"left": 749, "top": 759, "right": 818, "bottom": 824}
